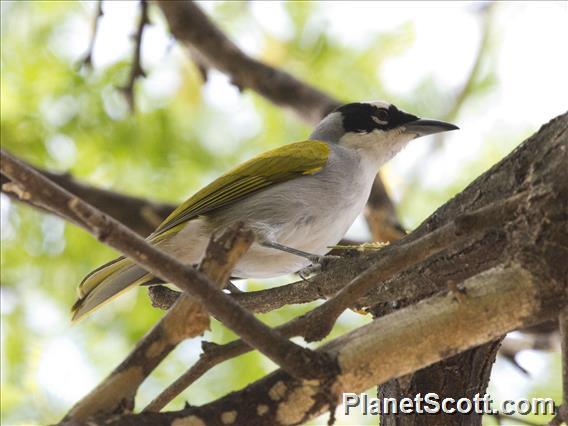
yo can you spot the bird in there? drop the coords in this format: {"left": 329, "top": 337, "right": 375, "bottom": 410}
{"left": 71, "top": 101, "right": 458, "bottom": 321}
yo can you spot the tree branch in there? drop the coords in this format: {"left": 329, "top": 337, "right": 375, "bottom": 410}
{"left": 364, "top": 176, "right": 406, "bottom": 241}
{"left": 79, "top": 0, "right": 104, "bottom": 69}
{"left": 121, "top": 0, "right": 149, "bottom": 111}
{"left": 428, "top": 3, "right": 495, "bottom": 152}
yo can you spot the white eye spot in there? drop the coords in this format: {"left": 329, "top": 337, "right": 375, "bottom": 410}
{"left": 372, "top": 116, "right": 388, "bottom": 125}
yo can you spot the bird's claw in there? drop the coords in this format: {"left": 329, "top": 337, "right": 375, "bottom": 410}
{"left": 298, "top": 264, "right": 320, "bottom": 280}
{"left": 298, "top": 255, "right": 342, "bottom": 280}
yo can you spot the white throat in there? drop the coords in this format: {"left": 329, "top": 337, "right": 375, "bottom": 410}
{"left": 338, "top": 128, "right": 414, "bottom": 168}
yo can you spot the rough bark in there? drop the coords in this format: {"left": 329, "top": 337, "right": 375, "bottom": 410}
{"left": 378, "top": 341, "right": 501, "bottom": 426}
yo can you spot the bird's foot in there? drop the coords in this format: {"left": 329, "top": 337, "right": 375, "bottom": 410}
{"left": 298, "top": 255, "right": 342, "bottom": 280}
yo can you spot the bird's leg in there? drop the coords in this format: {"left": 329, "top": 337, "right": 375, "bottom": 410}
{"left": 260, "top": 241, "right": 341, "bottom": 278}
{"left": 260, "top": 241, "right": 322, "bottom": 263}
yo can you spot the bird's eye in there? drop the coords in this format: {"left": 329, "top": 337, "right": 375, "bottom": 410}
{"left": 375, "top": 109, "right": 389, "bottom": 122}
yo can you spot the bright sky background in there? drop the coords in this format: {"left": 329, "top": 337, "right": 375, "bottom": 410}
{"left": 2, "top": 1, "right": 567, "bottom": 422}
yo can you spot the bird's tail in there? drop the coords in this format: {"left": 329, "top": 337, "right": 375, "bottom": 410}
{"left": 71, "top": 256, "right": 152, "bottom": 322}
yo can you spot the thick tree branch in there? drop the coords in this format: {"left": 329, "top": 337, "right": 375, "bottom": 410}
{"left": 1, "top": 149, "right": 336, "bottom": 384}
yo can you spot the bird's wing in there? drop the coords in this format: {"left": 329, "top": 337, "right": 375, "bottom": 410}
{"left": 72, "top": 140, "right": 329, "bottom": 321}
{"left": 150, "top": 140, "right": 330, "bottom": 238}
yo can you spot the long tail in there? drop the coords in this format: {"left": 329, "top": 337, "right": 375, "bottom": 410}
{"left": 71, "top": 256, "right": 152, "bottom": 322}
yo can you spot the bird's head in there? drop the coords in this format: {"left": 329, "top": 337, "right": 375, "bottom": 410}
{"left": 311, "top": 101, "right": 459, "bottom": 166}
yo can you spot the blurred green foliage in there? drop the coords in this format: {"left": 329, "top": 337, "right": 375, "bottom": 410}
{"left": 0, "top": 2, "right": 560, "bottom": 425}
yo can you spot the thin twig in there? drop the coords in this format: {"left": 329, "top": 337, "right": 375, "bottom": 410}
{"left": 444, "top": 2, "right": 495, "bottom": 125}
{"left": 1, "top": 149, "right": 336, "bottom": 383}
{"left": 121, "top": 0, "right": 149, "bottom": 111}
{"left": 79, "top": 0, "right": 104, "bottom": 69}
{"left": 147, "top": 273, "right": 325, "bottom": 313}
{"left": 364, "top": 176, "right": 406, "bottom": 242}
{"left": 499, "top": 331, "right": 559, "bottom": 376}
{"left": 144, "top": 339, "right": 251, "bottom": 412}
{"left": 144, "top": 312, "right": 311, "bottom": 412}
{"left": 410, "top": 3, "right": 495, "bottom": 155}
